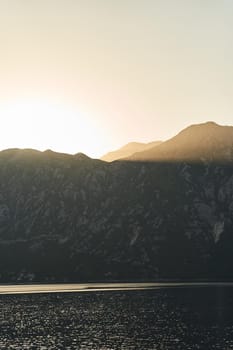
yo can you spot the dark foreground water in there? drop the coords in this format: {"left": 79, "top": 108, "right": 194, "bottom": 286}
{"left": 0, "top": 287, "right": 233, "bottom": 349}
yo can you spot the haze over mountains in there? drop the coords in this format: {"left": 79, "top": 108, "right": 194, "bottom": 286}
{"left": 0, "top": 121, "right": 232, "bottom": 283}
{"left": 101, "top": 141, "right": 162, "bottom": 162}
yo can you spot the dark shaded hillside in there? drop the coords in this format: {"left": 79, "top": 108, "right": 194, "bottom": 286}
{"left": 0, "top": 122, "right": 232, "bottom": 283}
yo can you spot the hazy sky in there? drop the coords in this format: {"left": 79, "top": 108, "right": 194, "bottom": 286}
{"left": 0, "top": 0, "right": 233, "bottom": 157}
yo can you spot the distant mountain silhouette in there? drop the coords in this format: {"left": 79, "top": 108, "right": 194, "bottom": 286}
{"left": 101, "top": 141, "right": 162, "bottom": 162}
{"left": 127, "top": 122, "right": 233, "bottom": 162}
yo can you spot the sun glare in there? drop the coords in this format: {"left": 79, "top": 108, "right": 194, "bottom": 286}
{"left": 0, "top": 98, "right": 104, "bottom": 157}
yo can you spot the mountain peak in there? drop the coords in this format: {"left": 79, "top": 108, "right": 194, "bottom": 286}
{"left": 199, "top": 121, "right": 218, "bottom": 127}
{"left": 74, "top": 152, "right": 91, "bottom": 161}
{"left": 181, "top": 121, "right": 220, "bottom": 133}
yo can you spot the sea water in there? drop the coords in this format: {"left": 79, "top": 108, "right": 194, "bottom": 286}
{"left": 0, "top": 286, "right": 232, "bottom": 349}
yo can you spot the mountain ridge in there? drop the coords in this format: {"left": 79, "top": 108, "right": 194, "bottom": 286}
{"left": 101, "top": 141, "right": 162, "bottom": 162}
{"left": 126, "top": 121, "right": 233, "bottom": 162}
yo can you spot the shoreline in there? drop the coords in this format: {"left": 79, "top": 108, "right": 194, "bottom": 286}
{"left": 0, "top": 282, "right": 233, "bottom": 295}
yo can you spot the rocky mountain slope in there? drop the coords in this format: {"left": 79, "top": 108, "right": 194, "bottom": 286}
{"left": 127, "top": 122, "right": 233, "bottom": 163}
{"left": 0, "top": 122, "right": 232, "bottom": 283}
{"left": 101, "top": 141, "right": 162, "bottom": 162}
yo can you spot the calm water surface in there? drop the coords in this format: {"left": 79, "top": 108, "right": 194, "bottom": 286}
{"left": 0, "top": 286, "right": 233, "bottom": 349}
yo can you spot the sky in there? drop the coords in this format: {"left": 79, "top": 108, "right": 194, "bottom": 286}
{"left": 0, "top": 0, "right": 233, "bottom": 157}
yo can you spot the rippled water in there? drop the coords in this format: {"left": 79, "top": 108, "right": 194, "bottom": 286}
{"left": 0, "top": 287, "right": 233, "bottom": 349}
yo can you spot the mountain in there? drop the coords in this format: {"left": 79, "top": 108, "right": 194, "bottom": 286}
{"left": 127, "top": 122, "right": 233, "bottom": 163}
{"left": 101, "top": 141, "right": 162, "bottom": 162}
{"left": 0, "top": 122, "right": 232, "bottom": 283}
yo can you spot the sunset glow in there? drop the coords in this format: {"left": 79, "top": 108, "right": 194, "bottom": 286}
{"left": 0, "top": 98, "right": 106, "bottom": 157}
{"left": 0, "top": 1, "right": 233, "bottom": 156}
